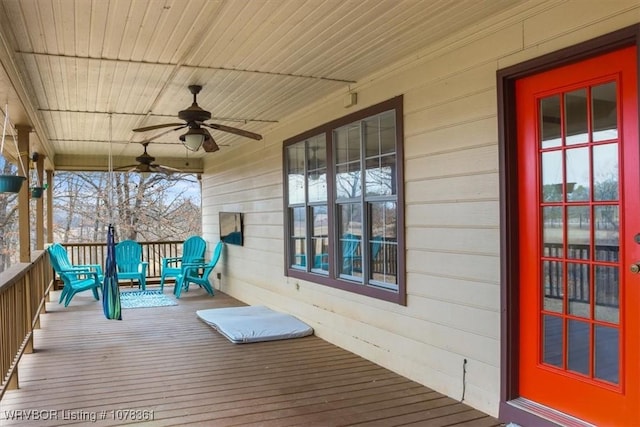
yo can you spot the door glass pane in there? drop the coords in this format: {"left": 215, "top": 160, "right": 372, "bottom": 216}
{"left": 592, "top": 82, "right": 618, "bottom": 142}
{"left": 542, "top": 151, "right": 563, "bottom": 202}
{"left": 543, "top": 260, "right": 563, "bottom": 313}
{"left": 543, "top": 206, "right": 563, "bottom": 257}
{"left": 595, "top": 266, "right": 619, "bottom": 324}
{"left": 290, "top": 207, "right": 306, "bottom": 269}
{"left": 593, "top": 143, "right": 619, "bottom": 201}
{"left": 565, "top": 89, "right": 588, "bottom": 145}
{"left": 543, "top": 315, "right": 563, "bottom": 367}
{"left": 540, "top": 95, "right": 561, "bottom": 148}
{"left": 567, "top": 206, "right": 590, "bottom": 260}
{"left": 568, "top": 319, "right": 590, "bottom": 375}
{"left": 595, "top": 325, "right": 619, "bottom": 384}
{"left": 568, "top": 263, "right": 590, "bottom": 318}
{"left": 595, "top": 205, "right": 619, "bottom": 262}
{"left": 566, "top": 147, "right": 589, "bottom": 202}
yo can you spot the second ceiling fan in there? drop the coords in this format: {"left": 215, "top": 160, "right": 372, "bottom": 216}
{"left": 132, "top": 85, "right": 262, "bottom": 153}
{"left": 119, "top": 142, "right": 182, "bottom": 174}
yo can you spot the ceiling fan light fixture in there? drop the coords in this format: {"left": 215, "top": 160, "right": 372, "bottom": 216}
{"left": 179, "top": 127, "right": 206, "bottom": 151}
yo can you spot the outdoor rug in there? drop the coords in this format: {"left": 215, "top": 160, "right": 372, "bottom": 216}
{"left": 119, "top": 290, "right": 177, "bottom": 309}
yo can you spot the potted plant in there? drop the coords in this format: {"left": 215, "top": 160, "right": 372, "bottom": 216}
{"left": 30, "top": 183, "right": 48, "bottom": 198}
{"left": 0, "top": 174, "right": 26, "bottom": 193}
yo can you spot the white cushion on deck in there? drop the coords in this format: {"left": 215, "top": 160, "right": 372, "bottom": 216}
{"left": 196, "top": 305, "right": 314, "bottom": 344}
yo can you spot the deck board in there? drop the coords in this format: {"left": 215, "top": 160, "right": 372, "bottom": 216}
{"left": 0, "top": 288, "right": 502, "bottom": 426}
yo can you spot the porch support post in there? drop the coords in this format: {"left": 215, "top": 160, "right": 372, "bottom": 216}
{"left": 46, "top": 170, "right": 53, "bottom": 244}
{"left": 16, "top": 125, "right": 31, "bottom": 263}
{"left": 35, "top": 154, "right": 44, "bottom": 250}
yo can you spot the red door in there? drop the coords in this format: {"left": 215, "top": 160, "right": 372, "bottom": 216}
{"left": 517, "top": 46, "right": 639, "bottom": 426}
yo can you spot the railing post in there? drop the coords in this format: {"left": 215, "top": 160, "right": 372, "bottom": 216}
{"left": 24, "top": 272, "right": 33, "bottom": 354}
{"left": 7, "top": 369, "right": 18, "bottom": 390}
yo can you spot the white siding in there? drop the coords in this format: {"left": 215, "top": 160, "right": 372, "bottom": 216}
{"left": 201, "top": 1, "right": 640, "bottom": 417}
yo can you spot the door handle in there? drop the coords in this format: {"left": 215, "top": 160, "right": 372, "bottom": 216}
{"left": 631, "top": 263, "right": 640, "bottom": 274}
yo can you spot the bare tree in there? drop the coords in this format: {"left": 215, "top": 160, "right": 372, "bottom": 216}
{"left": 53, "top": 171, "right": 201, "bottom": 243}
{"left": 0, "top": 158, "right": 19, "bottom": 272}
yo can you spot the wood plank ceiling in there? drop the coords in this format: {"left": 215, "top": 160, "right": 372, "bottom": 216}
{"left": 0, "top": 0, "right": 527, "bottom": 172}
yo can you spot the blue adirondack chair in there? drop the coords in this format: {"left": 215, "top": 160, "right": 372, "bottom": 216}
{"left": 115, "top": 240, "right": 148, "bottom": 290}
{"left": 297, "top": 252, "right": 329, "bottom": 270}
{"left": 341, "top": 233, "right": 361, "bottom": 275}
{"left": 341, "top": 234, "right": 384, "bottom": 275}
{"left": 159, "top": 235, "right": 206, "bottom": 292}
{"left": 174, "top": 241, "right": 223, "bottom": 298}
{"left": 47, "top": 243, "right": 102, "bottom": 306}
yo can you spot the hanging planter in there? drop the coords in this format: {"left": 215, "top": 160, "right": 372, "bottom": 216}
{"left": 0, "top": 104, "right": 27, "bottom": 194}
{"left": 30, "top": 182, "right": 48, "bottom": 198}
{"left": 30, "top": 184, "right": 47, "bottom": 198}
{"left": 0, "top": 174, "right": 26, "bottom": 193}
{"left": 28, "top": 154, "right": 46, "bottom": 198}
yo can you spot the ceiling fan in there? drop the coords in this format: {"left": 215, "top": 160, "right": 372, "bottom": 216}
{"left": 132, "top": 85, "right": 263, "bottom": 152}
{"left": 118, "top": 142, "right": 182, "bottom": 174}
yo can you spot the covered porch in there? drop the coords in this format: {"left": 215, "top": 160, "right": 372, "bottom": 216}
{"left": 2, "top": 1, "right": 640, "bottom": 426}
{"left": 0, "top": 283, "right": 500, "bottom": 426}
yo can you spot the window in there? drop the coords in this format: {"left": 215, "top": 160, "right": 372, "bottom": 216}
{"left": 284, "top": 96, "right": 405, "bottom": 304}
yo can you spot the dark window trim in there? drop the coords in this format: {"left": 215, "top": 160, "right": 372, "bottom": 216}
{"left": 497, "top": 24, "right": 640, "bottom": 426}
{"left": 282, "top": 96, "right": 406, "bottom": 305}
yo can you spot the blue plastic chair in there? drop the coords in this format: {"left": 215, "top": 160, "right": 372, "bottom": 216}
{"left": 159, "top": 236, "right": 206, "bottom": 292}
{"left": 47, "top": 243, "right": 101, "bottom": 306}
{"left": 341, "top": 233, "right": 361, "bottom": 275}
{"left": 297, "top": 253, "right": 328, "bottom": 270}
{"left": 341, "top": 234, "right": 384, "bottom": 275}
{"left": 115, "top": 240, "right": 148, "bottom": 290}
{"left": 174, "top": 241, "right": 223, "bottom": 298}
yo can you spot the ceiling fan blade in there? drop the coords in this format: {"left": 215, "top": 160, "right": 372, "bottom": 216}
{"left": 203, "top": 139, "right": 219, "bottom": 153}
{"left": 133, "top": 123, "right": 186, "bottom": 132}
{"left": 203, "top": 123, "right": 262, "bottom": 140}
{"left": 139, "top": 125, "right": 187, "bottom": 142}
{"left": 154, "top": 164, "right": 182, "bottom": 174}
{"left": 114, "top": 164, "right": 138, "bottom": 172}
{"left": 201, "top": 128, "right": 219, "bottom": 153}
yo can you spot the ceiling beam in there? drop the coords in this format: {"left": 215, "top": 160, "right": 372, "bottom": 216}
{"left": 38, "top": 109, "right": 279, "bottom": 124}
{"left": 54, "top": 154, "right": 203, "bottom": 174}
{"left": 16, "top": 51, "right": 357, "bottom": 84}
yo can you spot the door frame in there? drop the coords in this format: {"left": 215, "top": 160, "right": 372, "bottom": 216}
{"left": 497, "top": 24, "right": 640, "bottom": 426}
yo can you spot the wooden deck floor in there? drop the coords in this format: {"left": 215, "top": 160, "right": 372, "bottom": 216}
{"left": 0, "top": 287, "right": 502, "bottom": 426}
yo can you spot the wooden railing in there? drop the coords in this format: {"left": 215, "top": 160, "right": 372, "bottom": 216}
{"left": 63, "top": 240, "right": 183, "bottom": 280}
{"left": 0, "top": 250, "right": 52, "bottom": 400}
